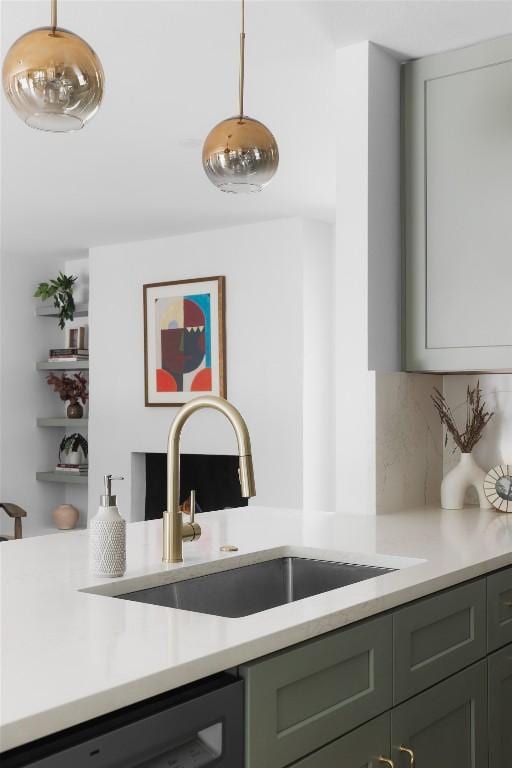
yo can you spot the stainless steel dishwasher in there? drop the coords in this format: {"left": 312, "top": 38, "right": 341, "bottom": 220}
{"left": 2, "top": 674, "right": 243, "bottom": 768}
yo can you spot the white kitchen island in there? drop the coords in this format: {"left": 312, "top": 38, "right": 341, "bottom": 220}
{"left": 1, "top": 505, "right": 511, "bottom": 753}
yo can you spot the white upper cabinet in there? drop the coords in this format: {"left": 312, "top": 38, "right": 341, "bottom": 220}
{"left": 403, "top": 36, "right": 512, "bottom": 372}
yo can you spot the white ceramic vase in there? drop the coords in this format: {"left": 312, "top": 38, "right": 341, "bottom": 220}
{"left": 63, "top": 449, "right": 86, "bottom": 466}
{"left": 441, "top": 452, "right": 493, "bottom": 510}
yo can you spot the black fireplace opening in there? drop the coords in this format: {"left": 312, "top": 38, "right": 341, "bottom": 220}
{"left": 145, "top": 453, "right": 249, "bottom": 520}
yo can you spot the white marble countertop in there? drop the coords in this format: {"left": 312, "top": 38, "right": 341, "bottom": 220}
{"left": 2, "top": 505, "right": 512, "bottom": 753}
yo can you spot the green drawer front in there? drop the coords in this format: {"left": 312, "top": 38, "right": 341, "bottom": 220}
{"left": 241, "top": 615, "right": 392, "bottom": 768}
{"left": 487, "top": 566, "right": 512, "bottom": 652}
{"left": 488, "top": 642, "right": 512, "bottom": 768}
{"left": 393, "top": 579, "right": 486, "bottom": 703}
{"left": 292, "top": 713, "right": 390, "bottom": 768}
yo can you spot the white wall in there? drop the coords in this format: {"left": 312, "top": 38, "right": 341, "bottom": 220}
{"left": 302, "top": 222, "right": 335, "bottom": 512}
{"left": 335, "top": 42, "right": 402, "bottom": 514}
{"left": 0, "top": 250, "right": 87, "bottom": 536}
{"left": 88, "top": 218, "right": 333, "bottom": 523}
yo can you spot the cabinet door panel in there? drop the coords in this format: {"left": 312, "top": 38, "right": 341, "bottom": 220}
{"left": 292, "top": 714, "right": 390, "bottom": 768}
{"left": 241, "top": 615, "right": 392, "bottom": 768}
{"left": 403, "top": 35, "right": 512, "bottom": 371}
{"left": 393, "top": 579, "right": 486, "bottom": 703}
{"left": 488, "top": 643, "right": 512, "bottom": 768}
{"left": 391, "top": 661, "right": 488, "bottom": 768}
{"left": 425, "top": 63, "right": 512, "bottom": 350}
{"left": 487, "top": 566, "right": 512, "bottom": 652}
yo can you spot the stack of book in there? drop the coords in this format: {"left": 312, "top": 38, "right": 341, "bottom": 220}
{"left": 48, "top": 348, "right": 89, "bottom": 363}
{"left": 55, "top": 464, "right": 88, "bottom": 475}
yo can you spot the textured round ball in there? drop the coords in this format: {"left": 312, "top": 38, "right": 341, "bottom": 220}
{"left": 202, "top": 116, "right": 279, "bottom": 193}
{"left": 53, "top": 504, "right": 79, "bottom": 530}
{"left": 2, "top": 27, "right": 104, "bottom": 131}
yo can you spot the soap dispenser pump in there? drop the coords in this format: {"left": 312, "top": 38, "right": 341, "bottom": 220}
{"left": 90, "top": 475, "right": 126, "bottom": 578}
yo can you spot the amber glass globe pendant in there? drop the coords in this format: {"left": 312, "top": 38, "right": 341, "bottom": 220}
{"left": 202, "top": 0, "right": 278, "bottom": 193}
{"left": 2, "top": 0, "right": 104, "bottom": 132}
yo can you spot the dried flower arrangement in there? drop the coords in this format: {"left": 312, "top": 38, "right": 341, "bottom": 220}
{"left": 47, "top": 372, "right": 88, "bottom": 406}
{"left": 431, "top": 381, "right": 494, "bottom": 453}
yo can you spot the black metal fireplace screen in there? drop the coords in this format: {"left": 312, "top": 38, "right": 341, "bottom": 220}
{"left": 144, "top": 453, "right": 248, "bottom": 520}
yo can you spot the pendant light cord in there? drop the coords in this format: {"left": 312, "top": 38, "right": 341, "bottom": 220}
{"left": 51, "top": 0, "right": 58, "bottom": 32}
{"left": 238, "top": 0, "right": 245, "bottom": 120}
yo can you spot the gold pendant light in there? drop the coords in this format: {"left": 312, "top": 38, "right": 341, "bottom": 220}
{"left": 202, "top": 0, "right": 279, "bottom": 193}
{"left": 2, "top": 0, "right": 104, "bottom": 132}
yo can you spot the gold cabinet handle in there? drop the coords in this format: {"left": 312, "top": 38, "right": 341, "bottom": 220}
{"left": 377, "top": 758, "right": 395, "bottom": 768}
{"left": 400, "top": 746, "right": 416, "bottom": 767}
{"left": 503, "top": 599, "right": 512, "bottom": 607}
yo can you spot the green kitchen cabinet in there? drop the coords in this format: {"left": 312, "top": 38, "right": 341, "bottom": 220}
{"left": 403, "top": 35, "right": 512, "bottom": 371}
{"left": 391, "top": 661, "right": 488, "bottom": 768}
{"left": 487, "top": 566, "right": 512, "bottom": 652}
{"left": 242, "top": 567, "right": 510, "bottom": 768}
{"left": 241, "top": 614, "right": 392, "bottom": 768}
{"left": 393, "top": 578, "right": 486, "bottom": 703}
{"left": 291, "top": 714, "right": 391, "bottom": 768}
{"left": 291, "top": 662, "right": 489, "bottom": 768}
{"left": 488, "top": 643, "right": 512, "bottom": 768}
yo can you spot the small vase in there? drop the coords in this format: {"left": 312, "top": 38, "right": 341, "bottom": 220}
{"left": 53, "top": 504, "right": 79, "bottom": 530}
{"left": 67, "top": 402, "right": 83, "bottom": 419}
{"left": 441, "top": 452, "right": 493, "bottom": 510}
{"left": 64, "top": 450, "right": 86, "bottom": 466}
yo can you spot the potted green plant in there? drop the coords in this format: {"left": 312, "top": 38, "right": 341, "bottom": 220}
{"left": 59, "top": 433, "right": 88, "bottom": 467}
{"left": 47, "top": 372, "right": 88, "bottom": 418}
{"left": 34, "top": 272, "right": 77, "bottom": 329}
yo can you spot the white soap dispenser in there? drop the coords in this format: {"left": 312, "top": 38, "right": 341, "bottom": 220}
{"left": 90, "top": 474, "right": 126, "bottom": 578}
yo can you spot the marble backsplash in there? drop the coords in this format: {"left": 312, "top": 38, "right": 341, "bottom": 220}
{"left": 373, "top": 372, "right": 512, "bottom": 513}
{"left": 375, "top": 372, "right": 443, "bottom": 513}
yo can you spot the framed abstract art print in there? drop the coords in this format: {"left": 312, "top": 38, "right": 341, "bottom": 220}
{"left": 143, "top": 276, "right": 226, "bottom": 406}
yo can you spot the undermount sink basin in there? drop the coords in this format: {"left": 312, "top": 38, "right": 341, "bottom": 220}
{"left": 115, "top": 557, "right": 396, "bottom": 618}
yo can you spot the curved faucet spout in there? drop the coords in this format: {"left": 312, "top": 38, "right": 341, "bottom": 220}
{"left": 163, "top": 395, "right": 256, "bottom": 563}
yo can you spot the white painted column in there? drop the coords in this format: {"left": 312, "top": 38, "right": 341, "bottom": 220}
{"left": 335, "top": 42, "right": 401, "bottom": 514}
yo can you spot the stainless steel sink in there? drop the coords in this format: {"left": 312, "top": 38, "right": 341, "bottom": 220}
{"left": 116, "top": 557, "right": 396, "bottom": 618}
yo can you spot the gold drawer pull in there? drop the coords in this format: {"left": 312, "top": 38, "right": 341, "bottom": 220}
{"left": 377, "top": 758, "right": 395, "bottom": 767}
{"left": 503, "top": 599, "right": 512, "bottom": 607}
{"left": 400, "top": 746, "right": 416, "bottom": 767}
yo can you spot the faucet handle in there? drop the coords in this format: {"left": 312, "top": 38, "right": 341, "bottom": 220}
{"left": 189, "top": 490, "right": 196, "bottom": 523}
{"left": 181, "top": 489, "right": 201, "bottom": 546}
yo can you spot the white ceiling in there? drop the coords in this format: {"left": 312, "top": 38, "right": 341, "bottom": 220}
{"left": 3, "top": 0, "right": 512, "bottom": 256}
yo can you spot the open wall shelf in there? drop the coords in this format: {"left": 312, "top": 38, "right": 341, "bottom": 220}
{"left": 37, "top": 360, "right": 89, "bottom": 371}
{"left": 36, "top": 472, "right": 88, "bottom": 485}
{"left": 36, "top": 303, "right": 89, "bottom": 318}
{"left": 34, "top": 299, "right": 90, "bottom": 502}
{"left": 37, "top": 418, "right": 88, "bottom": 428}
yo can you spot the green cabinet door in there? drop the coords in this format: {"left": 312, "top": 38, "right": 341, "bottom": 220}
{"left": 391, "top": 661, "right": 488, "bottom": 768}
{"left": 241, "top": 614, "right": 392, "bottom": 768}
{"left": 292, "top": 714, "right": 391, "bottom": 768}
{"left": 487, "top": 567, "right": 512, "bottom": 652}
{"left": 403, "top": 35, "right": 512, "bottom": 371}
{"left": 488, "top": 643, "right": 512, "bottom": 768}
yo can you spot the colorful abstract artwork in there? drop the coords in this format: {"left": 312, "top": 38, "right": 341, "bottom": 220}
{"left": 144, "top": 277, "right": 225, "bottom": 406}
